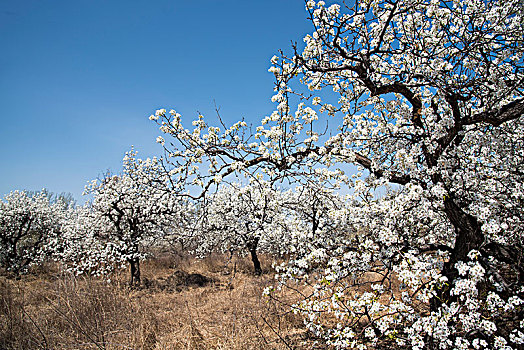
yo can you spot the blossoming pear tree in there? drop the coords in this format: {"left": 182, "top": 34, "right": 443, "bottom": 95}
{"left": 0, "top": 190, "right": 64, "bottom": 275}
{"left": 52, "top": 204, "right": 124, "bottom": 278}
{"left": 194, "top": 181, "right": 288, "bottom": 275}
{"left": 82, "top": 149, "right": 183, "bottom": 285}
{"left": 151, "top": 0, "right": 523, "bottom": 347}
{"left": 275, "top": 184, "right": 357, "bottom": 274}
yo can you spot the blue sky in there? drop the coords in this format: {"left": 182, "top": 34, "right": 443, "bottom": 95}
{"left": 0, "top": 0, "right": 313, "bottom": 201}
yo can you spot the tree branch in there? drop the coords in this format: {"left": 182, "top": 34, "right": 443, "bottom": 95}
{"left": 464, "top": 98, "right": 524, "bottom": 126}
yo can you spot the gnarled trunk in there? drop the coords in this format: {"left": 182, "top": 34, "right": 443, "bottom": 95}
{"left": 431, "top": 197, "right": 484, "bottom": 310}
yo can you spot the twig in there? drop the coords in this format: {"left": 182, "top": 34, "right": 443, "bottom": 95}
{"left": 20, "top": 305, "right": 49, "bottom": 350}
{"left": 260, "top": 314, "right": 293, "bottom": 350}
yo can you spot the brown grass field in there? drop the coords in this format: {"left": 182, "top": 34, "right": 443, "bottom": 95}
{"left": 0, "top": 253, "right": 324, "bottom": 350}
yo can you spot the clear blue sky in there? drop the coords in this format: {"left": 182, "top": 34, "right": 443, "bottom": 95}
{"left": 0, "top": 0, "right": 312, "bottom": 201}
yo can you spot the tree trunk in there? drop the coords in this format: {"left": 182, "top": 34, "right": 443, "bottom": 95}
{"left": 247, "top": 238, "right": 262, "bottom": 276}
{"left": 443, "top": 198, "right": 484, "bottom": 263}
{"left": 431, "top": 197, "right": 484, "bottom": 310}
{"left": 128, "top": 257, "right": 141, "bottom": 286}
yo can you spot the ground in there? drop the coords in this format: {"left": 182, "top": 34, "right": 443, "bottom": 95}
{"left": 0, "top": 252, "right": 322, "bottom": 350}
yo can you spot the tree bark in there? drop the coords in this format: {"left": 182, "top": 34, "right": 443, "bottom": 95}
{"left": 247, "top": 238, "right": 262, "bottom": 276}
{"left": 128, "top": 257, "right": 141, "bottom": 286}
{"left": 431, "top": 197, "right": 484, "bottom": 310}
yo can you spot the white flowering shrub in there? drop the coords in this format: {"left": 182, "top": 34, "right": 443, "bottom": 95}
{"left": 0, "top": 190, "right": 64, "bottom": 275}
{"left": 151, "top": 0, "right": 523, "bottom": 347}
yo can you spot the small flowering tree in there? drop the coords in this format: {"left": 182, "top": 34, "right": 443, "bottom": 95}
{"left": 82, "top": 150, "right": 182, "bottom": 285}
{"left": 194, "top": 182, "right": 287, "bottom": 275}
{"left": 0, "top": 190, "right": 64, "bottom": 275}
{"left": 284, "top": 184, "right": 353, "bottom": 250}
{"left": 274, "top": 184, "right": 357, "bottom": 275}
{"left": 151, "top": 0, "right": 523, "bottom": 347}
{"left": 53, "top": 204, "right": 122, "bottom": 278}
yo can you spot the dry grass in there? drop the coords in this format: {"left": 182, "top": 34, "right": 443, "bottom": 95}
{"left": 0, "top": 253, "right": 317, "bottom": 350}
